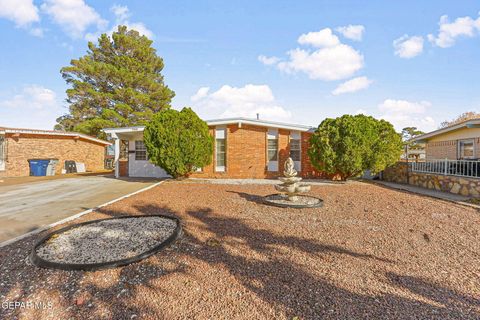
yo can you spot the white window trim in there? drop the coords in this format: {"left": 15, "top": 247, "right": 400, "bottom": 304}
{"left": 215, "top": 127, "right": 226, "bottom": 172}
{"left": 458, "top": 139, "right": 475, "bottom": 159}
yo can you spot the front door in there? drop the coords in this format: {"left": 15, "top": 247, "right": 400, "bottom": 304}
{"left": 0, "top": 135, "right": 5, "bottom": 171}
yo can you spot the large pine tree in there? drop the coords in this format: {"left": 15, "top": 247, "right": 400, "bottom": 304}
{"left": 56, "top": 26, "right": 175, "bottom": 138}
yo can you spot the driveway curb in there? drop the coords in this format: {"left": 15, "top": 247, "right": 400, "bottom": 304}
{"left": 0, "top": 180, "right": 166, "bottom": 248}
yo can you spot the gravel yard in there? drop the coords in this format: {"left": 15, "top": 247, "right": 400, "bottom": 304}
{"left": 0, "top": 180, "right": 479, "bottom": 319}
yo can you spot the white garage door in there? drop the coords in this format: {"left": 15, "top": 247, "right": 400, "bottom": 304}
{"left": 128, "top": 140, "right": 170, "bottom": 178}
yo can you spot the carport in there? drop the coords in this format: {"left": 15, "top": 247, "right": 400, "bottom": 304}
{"left": 104, "top": 127, "right": 170, "bottom": 178}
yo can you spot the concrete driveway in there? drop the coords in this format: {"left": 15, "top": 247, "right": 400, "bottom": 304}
{"left": 0, "top": 175, "right": 159, "bottom": 243}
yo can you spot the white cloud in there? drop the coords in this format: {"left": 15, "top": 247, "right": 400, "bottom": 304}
{"left": 393, "top": 35, "right": 424, "bottom": 58}
{"left": 29, "top": 27, "right": 44, "bottom": 37}
{"left": 258, "top": 55, "right": 280, "bottom": 65}
{"left": 41, "top": 0, "right": 107, "bottom": 39}
{"left": 0, "top": 0, "right": 39, "bottom": 27}
{"left": 298, "top": 28, "right": 340, "bottom": 47}
{"left": 190, "top": 84, "right": 292, "bottom": 121}
{"left": 277, "top": 44, "right": 364, "bottom": 81}
{"left": 85, "top": 5, "right": 153, "bottom": 41}
{"left": 336, "top": 25, "right": 365, "bottom": 41}
{"left": 110, "top": 4, "right": 129, "bottom": 21}
{"left": 0, "top": 0, "right": 44, "bottom": 36}
{"left": 0, "top": 85, "right": 63, "bottom": 129}
{"left": 378, "top": 99, "right": 436, "bottom": 131}
{"left": 191, "top": 87, "right": 210, "bottom": 102}
{"left": 261, "top": 27, "right": 365, "bottom": 81}
{"left": 110, "top": 5, "right": 152, "bottom": 38}
{"left": 0, "top": 85, "right": 57, "bottom": 109}
{"left": 428, "top": 13, "right": 480, "bottom": 48}
{"left": 355, "top": 109, "right": 369, "bottom": 115}
{"left": 332, "top": 76, "right": 372, "bottom": 95}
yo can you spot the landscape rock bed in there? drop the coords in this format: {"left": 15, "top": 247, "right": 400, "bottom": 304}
{"left": 1, "top": 181, "right": 479, "bottom": 320}
{"left": 31, "top": 215, "right": 180, "bottom": 270}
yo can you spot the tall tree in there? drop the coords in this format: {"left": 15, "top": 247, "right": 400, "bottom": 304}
{"left": 401, "top": 127, "right": 424, "bottom": 148}
{"left": 56, "top": 25, "right": 175, "bottom": 138}
{"left": 308, "top": 114, "right": 403, "bottom": 180}
{"left": 440, "top": 111, "right": 480, "bottom": 128}
{"left": 401, "top": 127, "right": 425, "bottom": 161}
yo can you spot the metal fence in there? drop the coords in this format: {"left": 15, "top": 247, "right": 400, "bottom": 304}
{"left": 410, "top": 159, "right": 480, "bottom": 178}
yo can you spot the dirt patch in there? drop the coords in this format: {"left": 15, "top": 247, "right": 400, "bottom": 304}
{"left": 0, "top": 181, "right": 479, "bottom": 319}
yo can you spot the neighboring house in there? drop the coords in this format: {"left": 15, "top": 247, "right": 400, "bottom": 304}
{"left": 412, "top": 119, "right": 480, "bottom": 160}
{"left": 104, "top": 117, "right": 326, "bottom": 179}
{"left": 0, "top": 127, "right": 110, "bottom": 177}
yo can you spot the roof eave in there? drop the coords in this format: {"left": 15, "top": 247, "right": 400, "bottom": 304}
{"left": 102, "top": 118, "right": 315, "bottom": 134}
{"left": 412, "top": 119, "right": 480, "bottom": 142}
{"left": 3, "top": 128, "right": 111, "bottom": 145}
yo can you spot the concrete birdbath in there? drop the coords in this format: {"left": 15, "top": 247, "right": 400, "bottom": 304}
{"left": 264, "top": 157, "right": 323, "bottom": 208}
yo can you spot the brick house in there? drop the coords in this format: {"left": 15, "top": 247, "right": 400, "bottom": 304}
{"left": 413, "top": 118, "right": 480, "bottom": 160}
{"left": 0, "top": 127, "right": 110, "bottom": 177}
{"left": 104, "top": 117, "right": 326, "bottom": 179}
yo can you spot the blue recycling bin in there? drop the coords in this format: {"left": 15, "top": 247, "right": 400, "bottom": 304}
{"left": 29, "top": 159, "right": 50, "bottom": 176}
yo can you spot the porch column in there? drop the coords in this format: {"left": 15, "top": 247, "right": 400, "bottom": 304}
{"left": 113, "top": 134, "right": 120, "bottom": 178}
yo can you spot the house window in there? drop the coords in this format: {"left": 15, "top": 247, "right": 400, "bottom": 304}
{"left": 267, "top": 139, "right": 278, "bottom": 161}
{"left": 267, "top": 129, "right": 279, "bottom": 171}
{"left": 290, "top": 131, "right": 301, "bottom": 171}
{"left": 215, "top": 127, "right": 226, "bottom": 172}
{"left": 135, "top": 140, "right": 147, "bottom": 161}
{"left": 289, "top": 139, "right": 301, "bottom": 161}
{"left": 458, "top": 139, "right": 474, "bottom": 159}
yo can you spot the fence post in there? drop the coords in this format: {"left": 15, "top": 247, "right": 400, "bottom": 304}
{"left": 444, "top": 158, "right": 448, "bottom": 175}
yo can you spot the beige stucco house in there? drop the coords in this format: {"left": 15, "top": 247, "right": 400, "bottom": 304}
{"left": 413, "top": 119, "right": 480, "bottom": 160}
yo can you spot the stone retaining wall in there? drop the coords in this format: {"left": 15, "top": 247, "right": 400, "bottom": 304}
{"left": 382, "top": 162, "right": 480, "bottom": 198}
{"left": 381, "top": 162, "right": 408, "bottom": 184}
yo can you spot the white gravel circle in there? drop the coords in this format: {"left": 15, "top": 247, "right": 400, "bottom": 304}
{"left": 35, "top": 216, "right": 177, "bottom": 265}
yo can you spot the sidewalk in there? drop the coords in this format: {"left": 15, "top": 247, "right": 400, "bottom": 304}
{"left": 373, "top": 180, "right": 471, "bottom": 202}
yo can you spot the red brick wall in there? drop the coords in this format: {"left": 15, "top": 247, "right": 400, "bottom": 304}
{"left": 3, "top": 133, "right": 106, "bottom": 177}
{"left": 190, "top": 124, "right": 324, "bottom": 179}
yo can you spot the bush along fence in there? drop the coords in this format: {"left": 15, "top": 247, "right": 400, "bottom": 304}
{"left": 381, "top": 160, "right": 480, "bottom": 198}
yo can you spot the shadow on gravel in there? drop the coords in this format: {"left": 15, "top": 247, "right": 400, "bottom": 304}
{"left": 226, "top": 190, "right": 266, "bottom": 205}
{"left": 1, "top": 202, "right": 479, "bottom": 320}
{"left": 0, "top": 205, "right": 185, "bottom": 320}
{"left": 386, "top": 272, "right": 480, "bottom": 313}
{"left": 180, "top": 207, "right": 479, "bottom": 320}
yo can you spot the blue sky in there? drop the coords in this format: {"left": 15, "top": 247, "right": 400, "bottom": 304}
{"left": 1, "top": 0, "right": 479, "bottom": 132}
